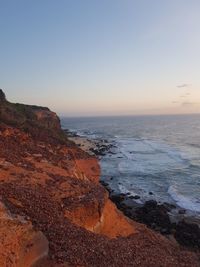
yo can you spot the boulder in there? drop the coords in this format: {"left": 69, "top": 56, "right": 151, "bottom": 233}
{"left": 175, "top": 220, "right": 200, "bottom": 249}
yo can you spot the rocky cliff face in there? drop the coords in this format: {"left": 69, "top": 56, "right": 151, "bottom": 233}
{"left": 0, "top": 89, "right": 6, "bottom": 101}
{"left": 0, "top": 90, "right": 199, "bottom": 267}
{"left": 0, "top": 89, "right": 64, "bottom": 142}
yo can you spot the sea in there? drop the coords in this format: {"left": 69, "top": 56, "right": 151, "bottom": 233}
{"left": 61, "top": 114, "right": 200, "bottom": 219}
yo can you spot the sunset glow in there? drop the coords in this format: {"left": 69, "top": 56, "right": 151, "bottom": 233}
{"left": 1, "top": 0, "right": 200, "bottom": 116}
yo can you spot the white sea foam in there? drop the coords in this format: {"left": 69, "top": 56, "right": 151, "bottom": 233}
{"left": 168, "top": 185, "right": 200, "bottom": 213}
{"left": 61, "top": 115, "right": 200, "bottom": 216}
{"left": 116, "top": 138, "right": 187, "bottom": 175}
{"left": 117, "top": 183, "right": 143, "bottom": 204}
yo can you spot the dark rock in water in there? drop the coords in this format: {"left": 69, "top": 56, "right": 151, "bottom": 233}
{"left": 109, "top": 193, "right": 126, "bottom": 206}
{"left": 130, "top": 195, "right": 140, "bottom": 200}
{"left": 63, "top": 129, "right": 78, "bottom": 137}
{"left": 100, "top": 180, "right": 200, "bottom": 250}
{"left": 109, "top": 152, "right": 116, "bottom": 155}
{"left": 160, "top": 228, "right": 169, "bottom": 234}
{"left": 144, "top": 200, "right": 158, "bottom": 209}
{"left": 178, "top": 209, "right": 186, "bottom": 215}
{"left": 106, "top": 188, "right": 113, "bottom": 194}
{"left": 175, "top": 220, "right": 200, "bottom": 249}
{"left": 108, "top": 196, "right": 175, "bottom": 235}
{"left": 123, "top": 199, "right": 143, "bottom": 214}
{"left": 135, "top": 200, "right": 173, "bottom": 234}
{"left": 100, "top": 181, "right": 109, "bottom": 187}
{"left": 149, "top": 191, "right": 153, "bottom": 195}
{"left": 89, "top": 148, "right": 106, "bottom": 156}
{"left": 88, "top": 141, "right": 115, "bottom": 157}
{"left": 162, "top": 202, "right": 176, "bottom": 212}
{"left": 100, "top": 181, "right": 113, "bottom": 194}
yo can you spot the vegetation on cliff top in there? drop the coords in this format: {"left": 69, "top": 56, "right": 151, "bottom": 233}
{"left": 0, "top": 89, "right": 67, "bottom": 143}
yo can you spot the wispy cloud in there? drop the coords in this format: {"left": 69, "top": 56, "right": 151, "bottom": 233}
{"left": 180, "top": 92, "right": 191, "bottom": 97}
{"left": 176, "top": 83, "right": 191, "bottom": 88}
{"left": 181, "top": 101, "right": 200, "bottom": 107}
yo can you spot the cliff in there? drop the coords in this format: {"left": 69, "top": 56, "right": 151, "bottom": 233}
{"left": 0, "top": 89, "right": 65, "bottom": 142}
{"left": 0, "top": 90, "right": 199, "bottom": 267}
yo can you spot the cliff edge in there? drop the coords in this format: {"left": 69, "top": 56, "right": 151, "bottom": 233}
{"left": 0, "top": 89, "right": 65, "bottom": 142}
{"left": 0, "top": 90, "right": 199, "bottom": 267}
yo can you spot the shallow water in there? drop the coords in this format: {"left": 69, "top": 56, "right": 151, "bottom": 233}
{"left": 62, "top": 114, "right": 200, "bottom": 217}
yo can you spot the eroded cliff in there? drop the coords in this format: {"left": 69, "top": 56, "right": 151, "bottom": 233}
{"left": 0, "top": 90, "right": 199, "bottom": 267}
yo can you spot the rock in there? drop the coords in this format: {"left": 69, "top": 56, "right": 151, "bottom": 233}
{"left": 130, "top": 195, "right": 140, "bottom": 200}
{"left": 160, "top": 228, "right": 168, "bottom": 234}
{"left": 163, "top": 202, "right": 176, "bottom": 210}
{"left": 144, "top": 200, "right": 158, "bottom": 209}
{"left": 108, "top": 195, "right": 176, "bottom": 237}
{"left": 0, "top": 201, "right": 49, "bottom": 267}
{"left": 109, "top": 193, "right": 126, "bottom": 205}
{"left": 178, "top": 209, "right": 186, "bottom": 215}
{"left": 0, "top": 89, "right": 6, "bottom": 101}
{"left": 175, "top": 220, "right": 200, "bottom": 249}
{"left": 100, "top": 181, "right": 109, "bottom": 187}
{"left": 108, "top": 151, "right": 116, "bottom": 155}
{"left": 63, "top": 129, "right": 78, "bottom": 137}
{"left": 149, "top": 191, "right": 153, "bottom": 195}
{"left": 89, "top": 148, "right": 106, "bottom": 156}
{"left": 0, "top": 90, "right": 64, "bottom": 142}
{"left": 135, "top": 200, "right": 173, "bottom": 235}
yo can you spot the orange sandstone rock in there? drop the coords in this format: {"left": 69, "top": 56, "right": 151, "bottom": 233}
{"left": 0, "top": 202, "right": 48, "bottom": 267}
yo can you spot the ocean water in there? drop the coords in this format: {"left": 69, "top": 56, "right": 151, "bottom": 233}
{"left": 61, "top": 114, "right": 200, "bottom": 217}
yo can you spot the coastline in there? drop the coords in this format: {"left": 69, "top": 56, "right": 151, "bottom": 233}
{"left": 63, "top": 129, "right": 115, "bottom": 156}
{"left": 66, "top": 128, "right": 200, "bottom": 251}
{"left": 0, "top": 91, "right": 200, "bottom": 267}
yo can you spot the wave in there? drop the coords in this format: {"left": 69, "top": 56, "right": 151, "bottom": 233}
{"left": 62, "top": 116, "right": 200, "bottom": 218}
{"left": 187, "top": 143, "right": 200, "bottom": 149}
{"left": 115, "top": 137, "right": 189, "bottom": 174}
{"left": 168, "top": 185, "right": 200, "bottom": 213}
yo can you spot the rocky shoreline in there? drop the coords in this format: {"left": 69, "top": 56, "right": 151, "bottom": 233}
{"left": 66, "top": 129, "right": 200, "bottom": 251}
{"left": 1, "top": 92, "right": 200, "bottom": 267}
{"left": 102, "top": 182, "right": 200, "bottom": 250}
{"left": 63, "top": 129, "right": 116, "bottom": 156}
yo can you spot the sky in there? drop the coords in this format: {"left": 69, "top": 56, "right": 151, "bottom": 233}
{"left": 0, "top": 0, "right": 200, "bottom": 116}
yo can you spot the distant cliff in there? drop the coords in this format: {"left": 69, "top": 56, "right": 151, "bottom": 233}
{"left": 0, "top": 89, "right": 67, "bottom": 142}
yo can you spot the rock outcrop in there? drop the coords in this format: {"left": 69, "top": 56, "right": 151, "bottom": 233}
{"left": 0, "top": 90, "right": 199, "bottom": 267}
{"left": 0, "top": 201, "right": 48, "bottom": 267}
{"left": 0, "top": 89, "right": 64, "bottom": 142}
{"left": 0, "top": 89, "right": 6, "bottom": 101}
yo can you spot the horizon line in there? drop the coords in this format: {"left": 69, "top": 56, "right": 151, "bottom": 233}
{"left": 60, "top": 112, "right": 200, "bottom": 119}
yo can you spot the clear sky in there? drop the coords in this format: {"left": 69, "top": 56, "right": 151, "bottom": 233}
{"left": 0, "top": 0, "right": 200, "bottom": 116}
